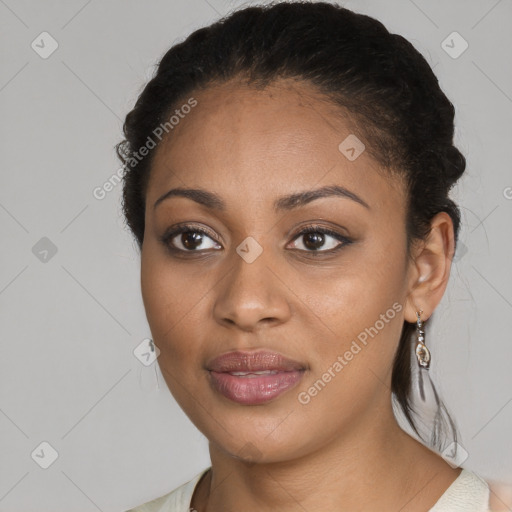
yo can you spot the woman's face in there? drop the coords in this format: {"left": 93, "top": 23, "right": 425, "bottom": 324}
{"left": 141, "top": 79, "right": 416, "bottom": 463}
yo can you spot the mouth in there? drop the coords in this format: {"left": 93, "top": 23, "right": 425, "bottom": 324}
{"left": 206, "top": 350, "right": 306, "bottom": 405}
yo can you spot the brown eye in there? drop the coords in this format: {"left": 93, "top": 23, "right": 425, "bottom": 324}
{"left": 302, "top": 232, "right": 326, "bottom": 250}
{"left": 289, "top": 226, "right": 350, "bottom": 252}
{"left": 181, "top": 231, "right": 205, "bottom": 250}
{"left": 161, "top": 225, "right": 222, "bottom": 252}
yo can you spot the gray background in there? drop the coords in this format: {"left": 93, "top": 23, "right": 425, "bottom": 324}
{"left": 1, "top": 0, "right": 511, "bottom": 510}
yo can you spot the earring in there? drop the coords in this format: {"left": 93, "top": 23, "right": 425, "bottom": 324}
{"left": 415, "top": 310, "right": 431, "bottom": 369}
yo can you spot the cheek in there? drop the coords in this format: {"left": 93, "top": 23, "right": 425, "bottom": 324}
{"left": 302, "top": 239, "right": 405, "bottom": 332}
{"left": 140, "top": 246, "right": 205, "bottom": 358}
{"left": 140, "top": 250, "right": 212, "bottom": 414}
{"left": 296, "top": 241, "right": 407, "bottom": 388}
{"left": 140, "top": 246, "right": 229, "bottom": 400}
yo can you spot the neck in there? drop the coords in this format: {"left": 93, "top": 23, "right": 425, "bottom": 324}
{"left": 193, "top": 396, "right": 459, "bottom": 512}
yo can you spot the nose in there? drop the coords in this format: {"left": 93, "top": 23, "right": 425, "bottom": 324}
{"left": 213, "top": 245, "right": 292, "bottom": 332}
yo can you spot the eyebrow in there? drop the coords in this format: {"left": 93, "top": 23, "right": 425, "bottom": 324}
{"left": 153, "top": 184, "right": 370, "bottom": 212}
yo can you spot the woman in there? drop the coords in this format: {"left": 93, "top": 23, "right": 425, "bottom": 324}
{"left": 119, "top": 2, "right": 491, "bottom": 510}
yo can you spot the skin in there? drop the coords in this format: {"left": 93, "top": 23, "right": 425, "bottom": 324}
{"left": 140, "top": 78, "right": 461, "bottom": 511}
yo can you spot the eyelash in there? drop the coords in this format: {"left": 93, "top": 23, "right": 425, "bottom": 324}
{"left": 159, "top": 223, "right": 353, "bottom": 256}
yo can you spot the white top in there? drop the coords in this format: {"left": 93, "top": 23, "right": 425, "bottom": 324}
{"left": 126, "top": 467, "right": 491, "bottom": 512}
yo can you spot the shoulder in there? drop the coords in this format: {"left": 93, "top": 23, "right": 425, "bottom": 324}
{"left": 429, "top": 468, "right": 491, "bottom": 512}
{"left": 125, "top": 467, "right": 210, "bottom": 512}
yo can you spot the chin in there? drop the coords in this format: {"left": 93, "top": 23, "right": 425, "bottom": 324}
{"left": 204, "top": 412, "right": 319, "bottom": 466}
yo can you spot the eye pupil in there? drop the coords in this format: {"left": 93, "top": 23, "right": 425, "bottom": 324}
{"left": 182, "top": 231, "right": 203, "bottom": 249}
{"left": 303, "top": 232, "right": 325, "bottom": 250}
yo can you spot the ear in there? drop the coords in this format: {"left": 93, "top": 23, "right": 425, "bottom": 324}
{"left": 404, "top": 212, "right": 456, "bottom": 323}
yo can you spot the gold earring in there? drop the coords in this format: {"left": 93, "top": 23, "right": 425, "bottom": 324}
{"left": 415, "top": 310, "right": 431, "bottom": 369}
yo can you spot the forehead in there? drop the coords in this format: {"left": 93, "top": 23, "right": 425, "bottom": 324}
{"left": 147, "top": 78, "right": 405, "bottom": 215}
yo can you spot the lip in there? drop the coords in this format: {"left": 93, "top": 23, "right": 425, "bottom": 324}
{"left": 207, "top": 350, "right": 305, "bottom": 373}
{"left": 207, "top": 350, "right": 306, "bottom": 405}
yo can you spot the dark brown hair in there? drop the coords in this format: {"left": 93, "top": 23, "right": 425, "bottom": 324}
{"left": 116, "top": 1, "right": 464, "bottom": 452}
